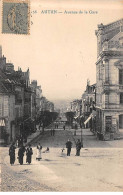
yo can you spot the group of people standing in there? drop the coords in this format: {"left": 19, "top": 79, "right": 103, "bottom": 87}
{"left": 55, "top": 124, "right": 59, "bottom": 129}
{"left": 9, "top": 143, "right": 33, "bottom": 165}
{"left": 51, "top": 129, "right": 55, "bottom": 136}
{"left": 9, "top": 138, "right": 83, "bottom": 166}
{"left": 9, "top": 143, "right": 43, "bottom": 166}
{"left": 65, "top": 139, "right": 83, "bottom": 156}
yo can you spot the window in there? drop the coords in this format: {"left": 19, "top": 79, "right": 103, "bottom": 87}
{"left": 105, "top": 116, "right": 112, "bottom": 132}
{"left": 119, "top": 69, "right": 123, "bottom": 84}
{"left": 120, "top": 93, "right": 123, "bottom": 104}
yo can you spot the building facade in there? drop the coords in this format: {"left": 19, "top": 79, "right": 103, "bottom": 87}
{"left": 0, "top": 47, "right": 36, "bottom": 143}
{"left": 95, "top": 18, "right": 123, "bottom": 140}
{"left": 70, "top": 99, "right": 82, "bottom": 118}
{"left": 81, "top": 80, "right": 96, "bottom": 128}
{"left": 0, "top": 85, "right": 15, "bottom": 143}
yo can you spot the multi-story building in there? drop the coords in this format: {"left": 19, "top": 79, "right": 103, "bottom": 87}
{"left": 95, "top": 18, "right": 123, "bottom": 140}
{"left": 0, "top": 47, "right": 37, "bottom": 143}
{"left": 70, "top": 99, "right": 82, "bottom": 118}
{"left": 30, "top": 80, "right": 42, "bottom": 115}
{"left": 81, "top": 80, "right": 96, "bottom": 128}
{"left": 0, "top": 80, "right": 15, "bottom": 143}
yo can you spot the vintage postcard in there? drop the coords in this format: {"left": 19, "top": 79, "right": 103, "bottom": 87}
{"left": 0, "top": 0, "right": 123, "bottom": 192}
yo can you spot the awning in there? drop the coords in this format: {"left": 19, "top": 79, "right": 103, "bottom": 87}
{"left": 74, "top": 115, "right": 79, "bottom": 119}
{"left": 80, "top": 115, "right": 84, "bottom": 118}
{"left": 84, "top": 111, "right": 96, "bottom": 125}
{"left": 84, "top": 114, "right": 93, "bottom": 125}
{"left": 0, "top": 119, "right": 5, "bottom": 127}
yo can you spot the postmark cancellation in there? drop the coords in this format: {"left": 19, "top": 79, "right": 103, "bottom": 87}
{"left": 2, "top": 0, "right": 30, "bottom": 35}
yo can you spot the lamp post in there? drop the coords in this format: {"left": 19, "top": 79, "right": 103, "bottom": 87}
{"left": 80, "top": 115, "right": 84, "bottom": 146}
{"left": 81, "top": 126, "right": 82, "bottom": 144}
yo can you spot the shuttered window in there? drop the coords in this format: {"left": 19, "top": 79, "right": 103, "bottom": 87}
{"left": 120, "top": 93, "right": 123, "bottom": 104}
{"left": 119, "top": 69, "right": 123, "bottom": 84}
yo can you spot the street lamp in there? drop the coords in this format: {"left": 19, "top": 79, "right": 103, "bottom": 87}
{"left": 81, "top": 126, "right": 83, "bottom": 147}
{"left": 80, "top": 115, "right": 84, "bottom": 147}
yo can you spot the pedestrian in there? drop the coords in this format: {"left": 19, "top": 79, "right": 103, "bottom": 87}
{"left": 9, "top": 143, "right": 16, "bottom": 165}
{"left": 26, "top": 144, "right": 33, "bottom": 164}
{"left": 20, "top": 135, "right": 23, "bottom": 146}
{"left": 63, "top": 125, "right": 65, "bottom": 130}
{"left": 51, "top": 129, "right": 53, "bottom": 136}
{"left": 65, "top": 139, "right": 72, "bottom": 156}
{"left": 18, "top": 144, "right": 25, "bottom": 165}
{"left": 75, "top": 139, "right": 82, "bottom": 156}
{"left": 36, "top": 143, "right": 42, "bottom": 161}
{"left": 53, "top": 129, "right": 55, "bottom": 136}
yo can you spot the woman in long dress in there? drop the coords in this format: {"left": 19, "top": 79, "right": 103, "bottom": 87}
{"left": 26, "top": 144, "right": 33, "bottom": 164}
{"left": 18, "top": 144, "right": 25, "bottom": 165}
{"left": 36, "top": 143, "right": 42, "bottom": 161}
{"left": 9, "top": 143, "right": 16, "bottom": 165}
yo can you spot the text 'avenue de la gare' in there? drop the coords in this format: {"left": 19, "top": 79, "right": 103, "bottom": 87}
{"left": 31, "top": 10, "right": 98, "bottom": 14}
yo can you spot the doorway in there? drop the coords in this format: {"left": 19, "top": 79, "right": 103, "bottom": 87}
{"left": 119, "top": 114, "right": 123, "bottom": 129}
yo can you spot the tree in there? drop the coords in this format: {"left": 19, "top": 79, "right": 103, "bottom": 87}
{"left": 65, "top": 112, "right": 75, "bottom": 125}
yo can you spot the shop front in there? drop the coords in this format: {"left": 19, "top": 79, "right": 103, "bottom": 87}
{"left": 0, "top": 117, "right": 9, "bottom": 145}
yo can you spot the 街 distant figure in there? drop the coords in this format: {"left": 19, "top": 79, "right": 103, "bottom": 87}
{"left": 53, "top": 129, "right": 55, "bottom": 136}
{"left": 26, "top": 144, "right": 33, "bottom": 164}
{"left": 51, "top": 129, "right": 53, "bottom": 136}
{"left": 36, "top": 143, "right": 42, "bottom": 161}
{"left": 66, "top": 139, "right": 72, "bottom": 156}
{"left": 18, "top": 144, "right": 25, "bottom": 165}
{"left": 9, "top": 143, "right": 16, "bottom": 165}
{"left": 63, "top": 125, "right": 65, "bottom": 130}
{"left": 75, "top": 139, "right": 82, "bottom": 156}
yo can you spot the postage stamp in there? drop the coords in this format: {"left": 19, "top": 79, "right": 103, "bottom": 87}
{"left": 2, "top": 0, "right": 30, "bottom": 34}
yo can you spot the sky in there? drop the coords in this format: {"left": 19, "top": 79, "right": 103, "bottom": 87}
{"left": 0, "top": 0, "right": 123, "bottom": 104}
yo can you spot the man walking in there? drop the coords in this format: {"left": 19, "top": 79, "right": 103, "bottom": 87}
{"left": 53, "top": 129, "right": 55, "bottom": 136}
{"left": 66, "top": 139, "right": 72, "bottom": 156}
{"left": 75, "top": 139, "right": 82, "bottom": 156}
{"left": 18, "top": 144, "right": 25, "bottom": 165}
{"left": 51, "top": 129, "right": 53, "bottom": 136}
{"left": 9, "top": 143, "right": 16, "bottom": 165}
{"left": 26, "top": 144, "right": 33, "bottom": 164}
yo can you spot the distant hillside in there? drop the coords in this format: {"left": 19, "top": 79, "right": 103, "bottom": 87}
{"left": 52, "top": 99, "right": 72, "bottom": 111}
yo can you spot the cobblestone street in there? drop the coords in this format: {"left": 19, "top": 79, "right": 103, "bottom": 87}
{"left": 1, "top": 127, "right": 123, "bottom": 192}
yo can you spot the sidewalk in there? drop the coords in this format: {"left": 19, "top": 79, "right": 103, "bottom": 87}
{"left": 70, "top": 127, "right": 123, "bottom": 148}
{"left": 26, "top": 130, "right": 42, "bottom": 146}
{"left": 26, "top": 123, "right": 55, "bottom": 145}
